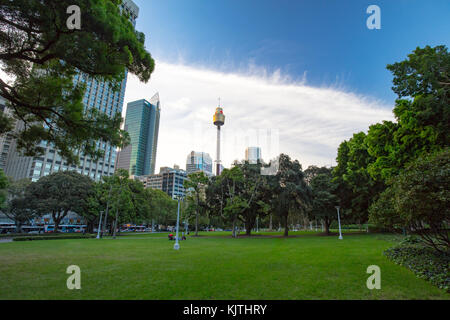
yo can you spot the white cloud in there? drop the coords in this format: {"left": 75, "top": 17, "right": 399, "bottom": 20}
{"left": 123, "top": 61, "right": 394, "bottom": 171}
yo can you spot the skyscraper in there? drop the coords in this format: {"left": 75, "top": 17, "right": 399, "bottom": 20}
{"left": 245, "top": 147, "right": 262, "bottom": 164}
{"left": 117, "top": 94, "right": 160, "bottom": 176}
{"left": 186, "top": 151, "right": 213, "bottom": 177}
{"left": 4, "top": 0, "right": 140, "bottom": 182}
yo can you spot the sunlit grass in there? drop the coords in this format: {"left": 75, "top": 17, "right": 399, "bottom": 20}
{"left": 0, "top": 233, "right": 448, "bottom": 300}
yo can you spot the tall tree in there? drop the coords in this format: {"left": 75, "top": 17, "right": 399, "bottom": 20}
{"left": 269, "top": 154, "right": 311, "bottom": 237}
{"left": 305, "top": 166, "right": 338, "bottom": 235}
{"left": 184, "top": 171, "right": 209, "bottom": 236}
{"left": 0, "top": 169, "right": 8, "bottom": 207}
{"left": 0, "top": 0, "right": 155, "bottom": 164}
{"left": 2, "top": 178, "right": 36, "bottom": 233}
{"left": 25, "top": 171, "right": 94, "bottom": 232}
{"left": 333, "top": 132, "right": 384, "bottom": 227}
{"left": 366, "top": 45, "right": 450, "bottom": 181}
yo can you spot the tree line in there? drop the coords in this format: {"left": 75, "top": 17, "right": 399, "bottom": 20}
{"left": 184, "top": 45, "right": 449, "bottom": 253}
{"left": 0, "top": 169, "right": 178, "bottom": 235}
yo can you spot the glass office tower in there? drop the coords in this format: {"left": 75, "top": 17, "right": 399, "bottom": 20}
{"left": 4, "top": 0, "right": 139, "bottom": 182}
{"left": 117, "top": 94, "right": 161, "bottom": 176}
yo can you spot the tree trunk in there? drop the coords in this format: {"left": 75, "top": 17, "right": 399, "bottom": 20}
{"left": 53, "top": 212, "right": 61, "bottom": 233}
{"left": 325, "top": 217, "right": 331, "bottom": 235}
{"left": 232, "top": 217, "right": 237, "bottom": 238}
{"left": 195, "top": 208, "right": 199, "bottom": 236}
{"left": 284, "top": 214, "right": 289, "bottom": 237}
{"left": 101, "top": 185, "right": 113, "bottom": 238}
{"left": 245, "top": 216, "right": 254, "bottom": 236}
{"left": 15, "top": 222, "right": 23, "bottom": 234}
{"left": 269, "top": 213, "right": 273, "bottom": 231}
{"left": 87, "top": 220, "right": 94, "bottom": 233}
{"left": 112, "top": 206, "right": 119, "bottom": 239}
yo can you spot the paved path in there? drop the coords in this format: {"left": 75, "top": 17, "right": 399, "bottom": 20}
{"left": 0, "top": 238, "right": 12, "bottom": 243}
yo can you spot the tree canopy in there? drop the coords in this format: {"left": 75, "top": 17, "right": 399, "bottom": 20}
{"left": 0, "top": 0, "right": 155, "bottom": 164}
{"left": 25, "top": 170, "right": 94, "bottom": 232}
{"left": 305, "top": 166, "right": 338, "bottom": 234}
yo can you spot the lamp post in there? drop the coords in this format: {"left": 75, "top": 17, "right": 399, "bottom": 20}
{"left": 174, "top": 196, "right": 182, "bottom": 250}
{"left": 335, "top": 206, "right": 343, "bottom": 240}
{"left": 96, "top": 211, "right": 103, "bottom": 239}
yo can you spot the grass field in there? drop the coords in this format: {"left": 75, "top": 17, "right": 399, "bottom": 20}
{"left": 0, "top": 232, "right": 448, "bottom": 300}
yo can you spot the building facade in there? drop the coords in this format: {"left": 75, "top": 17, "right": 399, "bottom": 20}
{"left": 3, "top": 0, "right": 140, "bottom": 182}
{"left": 116, "top": 95, "right": 160, "bottom": 176}
{"left": 245, "top": 147, "right": 262, "bottom": 164}
{"left": 136, "top": 166, "right": 187, "bottom": 199}
{"left": 0, "top": 97, "right": 13, "bottom": 171}
{"left": 186, "top": 151, "right": 213, "bottom": 177}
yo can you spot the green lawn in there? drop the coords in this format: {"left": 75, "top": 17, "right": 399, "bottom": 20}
{"left": 0, "top": 232, "right": 448, "bottom": 300}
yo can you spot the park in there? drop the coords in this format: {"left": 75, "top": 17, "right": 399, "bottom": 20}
{"left": 0, "top": 230, "right": 448, "bottom": 300}
{"left": 0, "top": 1, "right": 448, "bottom": 303}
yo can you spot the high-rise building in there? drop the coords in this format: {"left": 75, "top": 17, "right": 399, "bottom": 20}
{"left": 186, "top": 151, "right": 213, "bottom": 177}
{"left": 245, "top": 147, "right": 262, "bottom": 164}
{"left": 116, "top": 94, "right": 160, "bottom": 176}
{"left": 136, "top": 165, "right": 187, "bottom": 199}
{"left": 0, "top": 97, "right": 13, "bottom": 171}
{"left": 4, "top": 0, "right": 140, "bottom": 182}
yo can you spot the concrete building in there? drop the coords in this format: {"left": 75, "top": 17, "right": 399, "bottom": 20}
{"left": 3, "top": 0, "right": 140, "bottom": 182}
{"left": 186, "top": 151, "right": 213, "bottom": 177}
{"left": 116, "top": 95, "right": 160, "bottom": 176}
{"left": 136, "top": 165, "right": 187, "bottom": 199}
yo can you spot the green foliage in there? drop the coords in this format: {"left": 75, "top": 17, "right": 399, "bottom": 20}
{"left": 268, "top": 154, "right": 311, "bottom": 236}
{"left": 333, "top": 133, "right": 384, "bottom": 225}
{"left": 2, "top": 178, "right": 34, "bottom": 233}
{"left": 184, "top": 171, "right": 209, "bottom": 235}
{"left": 88, "top": 170, "right": 177, "bottom": 233}
{"left": 0, "top": 169, "right": 8, "bottom": 207}
{"left": 385, "top": 244, "right": 450, "bottom": 292}
{"left": 146, "top": 188, "right": 177, "bottom": 226}
{"left": 370, "top": 148, "right": 449, "bottom": 252}
{"left": 305, "top": 166, "right": 338, "bottom": 234}
{"left": 0, "top": 0, "right": 155, "bottom": 164}
{"left": 394, "top": 149, "right": 449, "bottom": 251}
{"left": 210, "top": 162, "right": 271, "bottom": 236}
{"left": 366, "top": 45, "right": 449, "bottom": 181}
{"left": 368, "top": 187, "right": 403, "bottom": 232}
{"left": 25, "top": 170, "right": 94, "bottom": 232}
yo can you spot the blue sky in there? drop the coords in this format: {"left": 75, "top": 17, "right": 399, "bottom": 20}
{"left": 124, "top": 1, "right": 449, "bottom": 169}
{"left": 133, "top": 0, "right": 450, "bottom": 105}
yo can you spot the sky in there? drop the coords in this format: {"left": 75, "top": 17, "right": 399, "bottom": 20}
{"left": 124, "top": 0, "right": 450, "bottom": 171}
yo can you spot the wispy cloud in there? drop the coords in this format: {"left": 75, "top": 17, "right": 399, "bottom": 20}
{"left": 124, "top": 61, "right": 394, "bottom": 171}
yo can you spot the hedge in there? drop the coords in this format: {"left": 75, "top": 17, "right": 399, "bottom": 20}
{"left": 384, "top": 242, "right": 450, "bottom": 292}
{"left": 13, "top": 235, "right": 96, "bottom": 241}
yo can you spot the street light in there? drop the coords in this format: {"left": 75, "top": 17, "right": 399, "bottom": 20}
{"left": 96, "top": 211, "right": 103, "bottom": 239}
{"left": 174, "top": 196, "right": 183, "bottom": 250}
{"left": 335, "top": 206, "right": 343, "bottom": 240}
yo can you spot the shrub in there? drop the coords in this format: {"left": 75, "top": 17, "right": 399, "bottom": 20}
{"left": 384, "top": 244, "right": 450, "bottom": 292}
{"left": 13, "top": 235, "right": 96, "bottom": 241}
{"left": 370, "top": 149, "right": 450, "bottom": 252}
